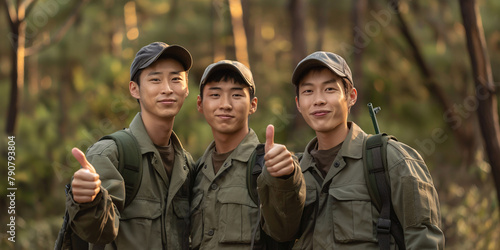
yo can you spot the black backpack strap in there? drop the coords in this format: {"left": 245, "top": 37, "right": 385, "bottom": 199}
{"left": 247, "top": 143, "right": 265, "bottom": 205}
{"left": 100, "top": 130, "right": 143, "bottom": 208}
{"left": 364, "top": 134, "right": 405, "bottom": 250}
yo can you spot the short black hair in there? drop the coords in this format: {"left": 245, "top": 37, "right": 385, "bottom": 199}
{"left": 295, "top": 66, "right": 352, "bottom": 100}
{"left": 132, "top": 69, "right": 142, "bottom": 86}
{"left": 200, "top": 69, "right": 255, "bottom": 100}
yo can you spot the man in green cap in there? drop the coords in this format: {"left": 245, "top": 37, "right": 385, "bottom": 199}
{"left": 287, "top": 51, "right": 444, "bottom": 249}
{"left": 64, "top": 42, "right": 195, "bottom": 249}
{"left": 190, "top": 60, "right": 305, "bottom": 249}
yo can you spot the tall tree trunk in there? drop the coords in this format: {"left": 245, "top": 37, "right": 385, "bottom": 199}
{"left": 240, "top": 0, "right": 254, "bottom": 66}
{"left": 459, "top": 0, "right": 500, "bottom": 211}
{"left": 228, "top": 0, "right": 250, "bottom": 67}
{"left": 4, "top": 0, "right": 89, "bottom": 135}
{"left": 287, "top": 0, "right": 309, "bottom": 144}
{"left": 389, "top": 0, "right": 475, "bottom": 163}
{"left": 289, "top": 0, "right": 307, "bottom": 66}
{"left": 351, "top": 0, "right": 367, "bottom": 116}
{"left": 4, "top": 0, "right": 26, "bottom": 136}
{"left": 314, "top": 0, "right": 330, "bottom": 51}
{"left": 212, "top": 0, "right": 226, "bottom": 61}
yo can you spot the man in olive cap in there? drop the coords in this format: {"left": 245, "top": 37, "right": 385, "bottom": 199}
{"left": 288, "top": 51, "right": 444, "bottom": 249}
{"left": 190, "top": 60, "right": 305, "bottom": 249}
{"left": 65, "top": 42, "right": 195, "bottom": 249}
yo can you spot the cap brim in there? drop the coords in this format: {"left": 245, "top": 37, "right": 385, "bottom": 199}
{"left": 141, "top": 45, "right": 192, "bottom": 71}
{"left": 292, "top": 59, "right": 347, "bottom": 85}
{"left": 200, "top": 63, "right": 252, "bottom": 87}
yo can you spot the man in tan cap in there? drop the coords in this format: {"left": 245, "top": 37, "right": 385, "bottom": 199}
{"left": 286, "top": 51, "right": 444, "bottom": 249}
{"left": 61, "top": 42, "right": 195, "bottom": 249}
{"left": 190, "top": 60, "right": 305, "bottom": 249}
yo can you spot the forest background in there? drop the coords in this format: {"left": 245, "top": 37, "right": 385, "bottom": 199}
{"left": 1, "top": 0, "right": 499, "bottom": 249}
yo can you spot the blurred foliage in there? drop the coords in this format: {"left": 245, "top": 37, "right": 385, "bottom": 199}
{"left": 1, "top": 0, "right": 499, "bottom": 249}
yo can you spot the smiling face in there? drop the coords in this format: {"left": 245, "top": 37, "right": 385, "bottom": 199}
{"left": 296, "top": 67, "right": 357, "bottom": 143}
{"left": 130, "top": 58, "right": 189, "bottom": 122}
{"left": 197, "top": 78, "right": 257, "bottom": 139}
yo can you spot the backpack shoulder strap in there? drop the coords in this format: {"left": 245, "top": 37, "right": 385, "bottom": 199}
{"left": 247, "top": 143, "right": 265, "bottom": 205}
{"left": 100, "top": 130, "right": 143, "bottom": 208}
{"left": 363, "top": 133, "right": 405, "bottom": 250}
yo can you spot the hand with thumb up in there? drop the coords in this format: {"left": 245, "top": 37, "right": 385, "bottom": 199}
{"left": 71, "top": 148, "right": 101, "bottom": 203}
{"left": 264, "top": 125, "right": 295, "bottom": 177}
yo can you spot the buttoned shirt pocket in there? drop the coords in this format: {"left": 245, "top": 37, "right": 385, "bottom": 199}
{"left": 117, "top": 199, "right": 162, "bottom": 249}
{"left": 172, "top": 196, "right": 190, "bottom": 248}
{"left": 217, "top": 187, "right": 259, "bottom": 243}
{"left": 190, "top": 192, "right": 204, "bottom": 248}
{"left": 173, "top": 196, "right": 190, "bottom": 220}
{"left": 329, "top": 184, "right": 376, "bottom": 243}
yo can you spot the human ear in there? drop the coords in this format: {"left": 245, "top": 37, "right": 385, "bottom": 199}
{"left": 197, "top": 95, "right": 203, "bottom": 113}
{"left": 130, "top": 81, "right": 140, "bottom": 100}
{"left": 348, "top": 88, "right": 358, "bottom": 107}
{"left": 249, "top": 97, "right": 258, "bottom": 114}
{"left": 295, "top": 96, "right": 302, "bottom": 113}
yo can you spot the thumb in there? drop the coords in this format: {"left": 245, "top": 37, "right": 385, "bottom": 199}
{"left": 265, "top": 124, "right": 275, "bottom": 153}
{"left": 72, "top": 147, "right": 96, "bottom": 173}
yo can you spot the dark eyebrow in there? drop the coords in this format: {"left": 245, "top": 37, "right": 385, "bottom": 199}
{"left": 146, "top": 71, "right": 162, "bottom": 76}
{"left": 300, "top": 78, "right": 337, "bottom": 86}
{"left": 146, "top": 71, "right": 184, "bottom": 77}
{"left": 299, "top": 82, "right": 314, "bottom": 87}
{"left": 208, "top": 87, "right": 222, "bottom": 91}
{"left": 322, "top": 79, "right": 337, "bottom": 85}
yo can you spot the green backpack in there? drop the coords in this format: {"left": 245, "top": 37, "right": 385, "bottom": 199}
{"left": 54, "top": 130, "right": 142, "bottom": 250}
{"left": 363, "top": 133, "right": 405, "bottom": 250}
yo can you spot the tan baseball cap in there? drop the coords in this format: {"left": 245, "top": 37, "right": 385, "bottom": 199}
{"left": 200, "top": 60, "right": 255, "bottom": 95}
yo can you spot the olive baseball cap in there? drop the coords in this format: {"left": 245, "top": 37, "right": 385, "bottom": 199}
{"left": 200, "top": 60, "right": 255, "bottom": 95}
{"left": 130, "top": 42, "right": 192, "bottom": 81}
{"left": 291, "top": 51, "right": 353, "bottom": 86}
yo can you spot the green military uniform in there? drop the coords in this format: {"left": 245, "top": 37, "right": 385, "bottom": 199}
{"left": 66, "top": 113, "right": 194, "bottom": 250}
{"left": 191, "top": 129, "right": 304, "bottom": 249}
{"left": 191, "top": 129, "right": 261, "bottom": 249}
{"left": 293, "top": 122, "right": 444, "bottom": 249}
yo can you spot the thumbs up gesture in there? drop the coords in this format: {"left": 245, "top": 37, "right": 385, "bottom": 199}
{"left": 264, "top": 125, "right": 295, "bottom": 177}
{"left": 71, "top": 148, "right": 101, "bottom": 203}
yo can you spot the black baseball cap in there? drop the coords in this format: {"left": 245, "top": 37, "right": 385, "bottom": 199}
{"left": 199, "top": 60, "right": 255, "bottom": 95}
{"left": 130, "top": 42, "right": 192, "bottom": 81}
{"left": 292, "top": 51, "right": 353, "bottom": 86}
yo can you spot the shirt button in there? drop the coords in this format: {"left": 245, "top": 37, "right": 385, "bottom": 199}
{"left": 211, "top": 183, "right": 218, "bottom": 190}
{"left": 333, "top": 162, "right": 340, "bottom": 168}
{"left": 207, "top": 229, "right": 214, "bottom": 236}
